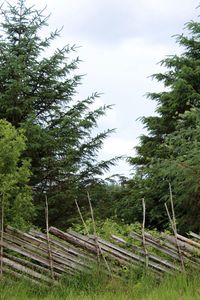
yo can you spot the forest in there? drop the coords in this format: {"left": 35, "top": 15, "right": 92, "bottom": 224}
{"left": 0, "top": 0, "right": 199, "bottom": 234}
{"left": 0, "top": 1, "right": 200, "bottom": 299}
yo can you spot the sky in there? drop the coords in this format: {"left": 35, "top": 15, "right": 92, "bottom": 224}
{"left": 10, "top": 0, "right": 200, "bottom": 177}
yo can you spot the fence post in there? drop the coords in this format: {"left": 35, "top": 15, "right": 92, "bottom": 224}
{"left": 45, "top": 194, "right": 55, "bottom": 280}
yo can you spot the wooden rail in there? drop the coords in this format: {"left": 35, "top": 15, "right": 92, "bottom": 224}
{"left": 0, "top": 225, "right": 199, "bottom": 285}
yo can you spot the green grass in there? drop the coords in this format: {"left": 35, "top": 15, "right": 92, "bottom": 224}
{"left": 1, "top": 268, "right": 200, "bottom": 300}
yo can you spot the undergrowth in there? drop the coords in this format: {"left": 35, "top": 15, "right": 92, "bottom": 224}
{"left": 0, "top": 267, "right": 200, "bottom": 300}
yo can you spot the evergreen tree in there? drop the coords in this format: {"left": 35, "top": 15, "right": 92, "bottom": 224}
{"left": 158, "top": 107, "right": 200, "bottom": 232}
{"left": 128, "top": 18, "right": 200, "bottom": 232}
{"left": 0, "top": 0, "right": 118, "bottom": 228}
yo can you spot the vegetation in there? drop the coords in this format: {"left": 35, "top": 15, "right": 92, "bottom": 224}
{"left": 1, "top": 0, "right": 199, "bottom": 234}
{"left": 72, "top": 217, "right": 142, "bottom": 241}
{"left": 121, "top": 18, "right": 200, "bottom": 233}
{"left": 0, "top": 119, "right": 33, "bottom": 229}
{"left": 0, "top": 0, "right": 200, "bottom": 298}
{"left": 0, "top": 0, "right": 118, "bottom": 229}
{"left": 0, "top": 269, "right": 200, "bottom": 300}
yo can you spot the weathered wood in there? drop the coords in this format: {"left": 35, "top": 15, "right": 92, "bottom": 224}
{"left": 189, "top": 232, "right": 200, "bottom": 241}
{"left": 4, "top": 232, "right": 80, "bottom": 273}
{"left": 144, "top": 232, "right": 178, "bottom": 251}
{"left": 75, "top": 199, "right": 89, "bottom": 235}
{"left": 177, "top": 234, "right": 200, "bottom": 249}
{"left": 131, "top": 232, "right": 200, "bottom": 267}
{"left": 87, "top": 191, "right": 112, "bottom": 276}
{"left": 29, "top": 229, "right": 95, "bottom": 267}
{"left": 0, "top": 199, "right": 4, "bottom": 276}
{"left": 51, "top": 228, "right": 172, "bottom": 273}
{"left": 164, "top": 235, "right": 200, "bottom": 254}
{"left": 111, "top": 235, "right": 127, "bottom": 245}
{"left": 142, "top": 199, "right": 149, "bottom": 267}
{"left": 2, "top": 257, "right": 53, "bottom": 283}
{"left": 4, "top": 229, "right": 89, "bottom": 272}
{"left": 111, "top": 235, "right": 180, "bottom": 271}
{"left": 3, "top": 266, "right": 46, "bottom": 286}
{"left": 4, "top": 231, "right": 49, "bottom": 257}
{"left": 45, "top": 195, "right": 55, "bottom": 280}
{"left": 0, "top": 224, "right": 199, "bottom": 285}
{"left": 50, "top": 227, "right": 99, "bottom": 254}
{"left": 0, "top": 239, "right": 72, "bottom": 274}
{"left": 4, "top": 253, "right": 61, "bottom": 279}
{"left": 51, "top": 227, "right": 137, "bottom": 267}
{"left": 68, "top": 230, "right": 143, "bottom": 264}
{"left": 165, "top": 200, "right": 185, "bottom": 272}
{"left": 76, "top": 231, "right": 174, "bottom": 273}
{"left": 87, "top": 191, "right": 101, "bottom": 263}
{"left": 30, "top": 229, "right": 95, "bottom": 262}
{"left": 130, "top": 232, "right": 180, "bottom": 261}
{"left": 6, "top": 226, "right": 47, "bottom": 247}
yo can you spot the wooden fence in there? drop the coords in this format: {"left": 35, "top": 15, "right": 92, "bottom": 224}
{"left": 0, "top": 225, "right": 200, "bottom": 285}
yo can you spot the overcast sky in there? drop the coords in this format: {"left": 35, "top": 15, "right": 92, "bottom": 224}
{"left": 21, "top": 1, "right": 200, "bottom": 176}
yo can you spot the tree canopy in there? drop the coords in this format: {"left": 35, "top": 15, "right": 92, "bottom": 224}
{"left": 126, "top": 19, "right": 200, "bottom": 233}
{"left": 0, "top": 0, "right": 118, "bottom": 228}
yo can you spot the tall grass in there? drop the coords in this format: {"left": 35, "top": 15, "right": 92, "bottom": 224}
{"left": 0, "top": 267, "right": 200, "bottom": 300}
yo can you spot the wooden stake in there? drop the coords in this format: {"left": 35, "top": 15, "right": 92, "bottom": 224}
{"left": 87, "top": 191, "right": 99, "bottom": 258}
{"left": 169, "top": 186, "right": 185, "bottom": 272}
{"left": 0, "top": 195, "right": 4, "bottom": 277}
{"left": 87, "top": 192, "right": 97, "bottom": 237}
{"left": 75, "top": 199, "right": 89, "bottom": 235}
{"left": 165, "top": 185, "right": 185, "bottom": 272}
{"left": 142, "top": 198, "right": 149, "bottom": 268}
{"left": 169, "top": 183, "right": 177, "bottom": 232}
{"left": 45, "top": 194, "right": 55, "bottom": 280}
{"left": 87, "top": 191, "right": 112, "bottom": 277}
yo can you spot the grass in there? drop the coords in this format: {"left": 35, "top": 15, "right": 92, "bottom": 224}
{"left": 0, "top": 267, "right": 200, "bottom": 300}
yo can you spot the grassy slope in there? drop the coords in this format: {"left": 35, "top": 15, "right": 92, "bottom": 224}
{"left": 1, "top": 269, "right": 200, "bottom": 300}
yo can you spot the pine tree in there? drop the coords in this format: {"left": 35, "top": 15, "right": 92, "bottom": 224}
{"left": 0, "top": 0, "right": 118, "bottom": 228}
{"left": 158, "top": 107, "right": 200, "bottom": 232}
{"left": 128, "top": 18, "right": 200, "bottom": 232}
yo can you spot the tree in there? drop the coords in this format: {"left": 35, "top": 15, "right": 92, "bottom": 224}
{"left": 128, "top": 18, "right": 200, "bottom": 232}
{"left": 0, "top": 119, "right": 33, "bottom": 229}
{"left": 0, "top": 0, "right": 118, "bottom": 228}
{"left": 157, "top": 107, "right": 200, "bottom": 232}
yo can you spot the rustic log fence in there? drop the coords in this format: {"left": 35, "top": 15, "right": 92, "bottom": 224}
{"left": 0, "top": 225, "right": 200, "bottom": 285}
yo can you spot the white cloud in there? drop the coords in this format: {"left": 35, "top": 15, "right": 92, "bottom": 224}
{"left": 25, "top": 0, "right": 198, "bottom": 45}
{"left": 99, "top": 137, "right": 137, "bottom": 177}
{"left": 102, "top": 137, "right": 136, "bottom": 157}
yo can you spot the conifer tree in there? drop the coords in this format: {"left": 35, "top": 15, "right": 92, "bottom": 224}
{"left": 128, "top": 18, "right": 200, "bottom": 232}
{"left": 0, "top": 0, "right": 117, "bottom": 228}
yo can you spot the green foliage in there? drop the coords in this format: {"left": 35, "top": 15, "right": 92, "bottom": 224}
{"left": 156, "top": 107, "right": 200, "bottom": 232}
{"left": 1, "top": 269, "right": 200, "bottom": 300}
{"left": 0, "top": 0, "right": 119, "bottom": 228}
{"left": 0, "top": 119, "right": 33, "bottom": 229}
{"left": 72, "top": 217, "right": 172, "bottom": 262}
{"left": 72, "top": 217, "right": 142, "bottom": 241}
{"left": 127, "top": 16, "right": 200, "bottom": 233}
